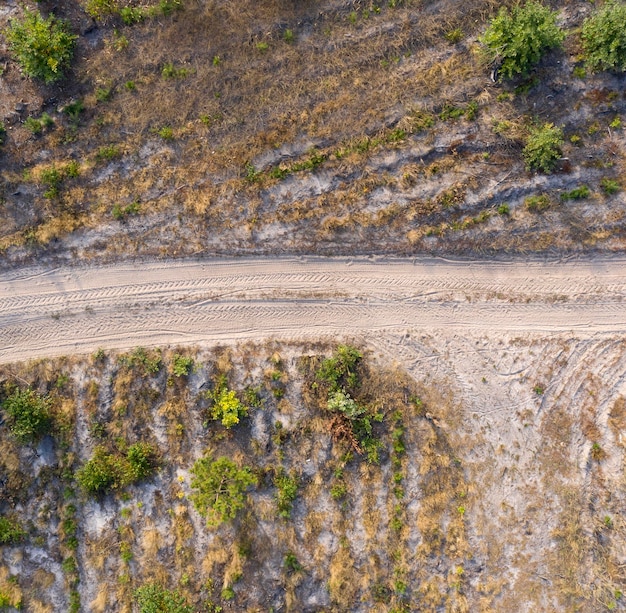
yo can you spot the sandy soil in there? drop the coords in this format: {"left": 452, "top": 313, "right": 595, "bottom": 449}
{"left": 1, "top": 255, "right": 626, "bottom": 364}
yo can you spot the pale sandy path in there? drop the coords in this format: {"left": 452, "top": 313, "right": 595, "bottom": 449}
{"left": 1, "top": 256, "right": 625, "bottom": 363}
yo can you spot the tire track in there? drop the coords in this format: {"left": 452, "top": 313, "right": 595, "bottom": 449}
{"left": 1, "top": 256, "right": 626, "bottom": 363}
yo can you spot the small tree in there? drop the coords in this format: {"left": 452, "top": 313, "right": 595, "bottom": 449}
{"left": 480, "top": 1, "right": 565, "bottom": 80}
{"left": 1, "top": 387, "right": 52, "bottom": 443}
{"left": 190, "top": 456, "right": 257, "bottom": 527}
{"left": 582, "top": 1, "right": 626, "bottom": 72}
{"left": 5, "top": 8, "right": 77, "bottom": 84}
{"left": 523, "top": 123, "right": 564, "bottom": 173}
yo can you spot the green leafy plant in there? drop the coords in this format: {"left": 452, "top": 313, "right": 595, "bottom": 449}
{"left": 112, "top": 200, "right": 140, "bottom": 220}
{"left": 274, "top": 469, "right": 298, "bottom": 518}
{"left": 189, "top": 455, "right": 257, "bottom": 527}
{"left": 172, "top": 354, "right": 194, "bottom": 377}
{"left": 5, "top": 8, "right": 77, "bottom": 83}
{"left": 480, "top": 1, "right": 565, "bottom": 80}
{"left": 525, "top": 194, "right": 551, "bottom": 212}
{"left": 561, "top": 185, "right": 590, "bottom": 201}
{"left": 601, "top": 178, "right": 621, "bottom": 195}
{"left": 284, "top": 551, "right": 302, "bottom": 573}
{"left": 0, "top": 516, "right": 26, "bottom": 545}
{"left": 210, "top": 377, "right": 247, "bottom": 428}
{"left": 1, "top": 387, "right": 52, "bottom": 443}
{"left": 582, "top": 1, "right": 626, "bottom": 72}
{"left": 134, "top": 583, "right": 193, "bottom": 613}
{"left": 523, "top": 123, "right": 564, "bottom": 173}
{"left": 76, "top": 442, "right": 158, "bottom": 494}
{"left": 24, "top": 112, "right": 54, "bottom": 135}
{"left": 85, "top": 0, "right": 119, "bottom": 20}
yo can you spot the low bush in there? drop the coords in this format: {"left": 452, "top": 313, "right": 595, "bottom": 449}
{"left": 1, "top": 387, "right": 52, "bottom": 443}
{"left": 76, "top": 442, "right": 158, "bottom": 494}
{"left": 582, "top": 1, "right": 626, "bottom": 72}
{"left": 523, "top": 123, "right": 564, "bottom": 173}
{"left": 210, "top": 376, "right": 247, "bottom": 428}
{"left": 480, "top": 1, "right": 564, "bottom": 80}
{"left": 134, "top": 583, "right": 193, "bottom": 613}
{"left": 5, "top": 8, "right": 77, "bottom": 83}
{"left": 0, "top": 516, "right": 26, "bottom": 545}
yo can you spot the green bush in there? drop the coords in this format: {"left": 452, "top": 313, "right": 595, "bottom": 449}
{"left": 76, "top": 443, "right": 157, "bottom": 494}
{"left": 274, "top": 470, "right": 298, "bottom": 518}
{"left": 582, "top": 1, "right": 626, "bottom": 72}
{"left": 561, "top": 185, "right": 590, "bottom": 201}
{"left": 5, "top": 8, "right": 77, "bottom": 84}
{"left": 316, "top": 345, "right": 362, "bottom": 391}
{"left": 480, "top": 1, "right": 565, "bottom": 80}
{"left": 2, "top": 387, "right": 52, "bottom": 443}
{"left": 171, "top": 354, "right": 194, "bottom": 377}
{"left": 0, "top": 516, "right": 26, "bottom": 545}
{"left": 523, "top": 123, "right": 564, "bottom": 173}
{"left": 190, "top": 456, "right": 256, "bottom": 527}
{"left": 134, "top": 583, "right": 193, "bottom": 613}
{"left": 210, "top": 377, "right": 247, "bottom": 428}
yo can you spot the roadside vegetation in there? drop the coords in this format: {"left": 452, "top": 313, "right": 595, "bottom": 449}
{"left": 0, "top": 0, "right": 624, "bottom": 261}
{"left": 1, "top": 341, "right": 625, "bottom": 611}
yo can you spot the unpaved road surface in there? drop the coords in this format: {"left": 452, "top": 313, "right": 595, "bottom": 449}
{"left": 1, "top": 256, "right": 626, "bottom": 364}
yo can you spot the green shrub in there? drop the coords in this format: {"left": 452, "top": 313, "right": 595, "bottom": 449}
{"left": 85, "top": 0, "right": 119, "bottom": 20}
{"left": 2, "top": 387, "right": 52, "bottom": 443}
{"left": 582, "top": 1, "right": 626, "bottom": 72}
{"left": 190, "top": 456, "right": 256, "bottom": 527}
{"left": 126, "top": 442, "right": 158, "bottom": 480}
{"left": 316, "top": 345, "right": 362, "bottom": 391}
{"left": 523, "top": 123, "right": 564, "bottom": 173}
{"left": 76, "top": 443, "right": 157, "bottom": 494}
{"left": 480, "top": 1, "right": 565, "bottom": 80}
{"left": 0, "top": 121, "right": 6, "bottom": 145}
{"left": 24, "top": 112, "right": 54, "bottom": 135}
{"left": 134, "top": 583, "right": 193, "bottom": 613}
{"left": 274, "top": 470, "right": 298, "bottom": 518}
{"left": 561, "top": 185, "right": 590, "bottom": 201}
{"left": 284, "top": 551, "right": 302, "bottom": 573}
{"left": 0, "top": 516, "right": 26, "bottom": 545}
{"left": 5, "top": 8, "right": 77, "bottom": 84}
{"left": 601, "top": 177, "right": 621, "bottom": 195}
{"left": 172, "top": 354, "right": 194, "bottom": 377}
{"left": 525, "top": 194, "right": 551, "bottom": 211}
{"left": 211, "top": 377, "right": 247, "bottom": 428}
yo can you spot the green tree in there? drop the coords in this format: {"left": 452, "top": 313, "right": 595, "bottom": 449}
{"left": 2, "top": 387, "right": 52, "bottom": 443}
{"left": 134, "top": 583, "right": 193, "bottom": 613}
{"left": 480, "top": 1, "right": 565, "bottom": 80}
{"left": 582, "top": 1, "right": 626, "bottom": 72}
{"left": 5, "top": 8, "right": 77, "bottom": 84}
{"left": 190, "top": 456, "right": 257, "bottom": 527}
{"left": 523, "top": 123, "right": 564, "bottom": 173}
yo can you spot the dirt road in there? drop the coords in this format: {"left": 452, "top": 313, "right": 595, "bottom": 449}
{"left": 1, "top": 256, "right": 626, "bottom": 364}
